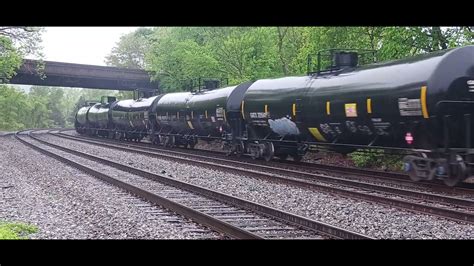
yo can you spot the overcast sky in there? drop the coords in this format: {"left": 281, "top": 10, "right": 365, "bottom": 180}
{"left": 26, "top": 27, "right": 140, "bottom": 66}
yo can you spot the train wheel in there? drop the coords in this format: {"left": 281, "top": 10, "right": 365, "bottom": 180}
{"left": 403, "top": 156, "right": 423, "bottom": 182}
{"left": 278, "top": 154, "right": 289, "bottom": 161}
{"left": 406, "top": 163, "right": 422, "bottom": 182}
{"left": 292, "top": 155, "right": 303, "bottom": 162}
{"left": 444, "top": 160, "right": 467, "bottom": 187}
{"left": 235, "top": 141, "right": 245, "bottom": 158}
{"left": 263, "top": 142, "right": 274, "bottom": 162}
{"left": 224, "top": 143, "right": 233, "bottom": 156}
{"left": 182, "top": 141, "right": 189, "bottom": 149}
{"left": 189, "top": 139, "right": 196, "bottom": 149}
{"left": 167, "top": 136, "right": 176, "bottom": 148}
{"left": 159, "top": 136, "right": 165, "bottom": 146}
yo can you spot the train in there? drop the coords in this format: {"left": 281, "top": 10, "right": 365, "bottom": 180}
{"left": 75, "top": 45, "right": 474, "bottom": 187}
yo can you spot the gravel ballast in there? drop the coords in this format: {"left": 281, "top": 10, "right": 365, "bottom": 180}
{"left": 0, "top": 136, "right": 220, "bottom": 239}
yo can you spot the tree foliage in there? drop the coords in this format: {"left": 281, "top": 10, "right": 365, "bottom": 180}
{"left": 0, "top": 36, "right": 22, "bottom": 81}
{"left": 0, "top": 27, "right": 44, "bottom": 57}
{"left": 0, "top": 27, "right": 44, "bottom": 82}
{"left": 105, "top": 27, "right": 153, "bottom": 69}
{"left": 104, "top": 26, "right": 473, "bottom": 92}
{"left": 0, "top": 85, "right": 124, "bottom": 131}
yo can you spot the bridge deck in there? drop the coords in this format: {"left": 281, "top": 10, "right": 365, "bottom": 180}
{"left": 7, "top": 59, "right": 159, "bottom": 92}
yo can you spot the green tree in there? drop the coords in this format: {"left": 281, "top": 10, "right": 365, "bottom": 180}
{"left": 29, "top": 86, "right": 66, "bottom": 127}
{"left": 0, "top": 36, "right": 22, "bottom": 82}
{"left": 105, "top": 28, "right": 153, "bottom": 69}
{"left": 0, "top": 85, "right": 29, "bottom": 130}
{"left": 147, "top": 37, "right": 219, "bottom": 92}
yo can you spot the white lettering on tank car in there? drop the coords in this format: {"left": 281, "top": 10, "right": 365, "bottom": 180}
{"left": 250, "top": 112, "right": 269, "bottom": 119}
{"left": 468, "top": 80, "right": 474, "bottom": 91}
{"left": 357, "top": 125, "right": 373, "bottom": 135}
{"left": 320, "top": 123, "right": 336, "bottom": 136}
{"left": 371, "top": 118, "right": 391, "bottom": 136}
{"left": 345, "top": 121, "right": 358, "bottom": 133}
{"left": 329, "top": 123, "right": 342, "bottom": 135}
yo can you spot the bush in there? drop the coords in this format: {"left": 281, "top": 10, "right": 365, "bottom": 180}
{"left": 349, "top": 149, "right": 403, "bottom": 171}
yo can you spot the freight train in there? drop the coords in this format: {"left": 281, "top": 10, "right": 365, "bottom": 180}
{"left": 75, "top": 45, "right": 474, "bottom": 187}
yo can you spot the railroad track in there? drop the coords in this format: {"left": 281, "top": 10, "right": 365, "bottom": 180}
{"left": 50, "top": 130, "right": 474, "bottom": 225}
{"left": 16, "top": 130, "right": 371, "bottom": 239}
{"left": 58, "top": 129, "right": 474, "bottom": 193}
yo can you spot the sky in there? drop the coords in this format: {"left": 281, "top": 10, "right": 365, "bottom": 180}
{"left": 26, "top": 27, "right": 140, "bottom": 66}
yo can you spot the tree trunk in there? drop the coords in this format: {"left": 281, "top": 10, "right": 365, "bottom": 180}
{"left": 432, "top": 27, "right": 448, "bottom": 50}
{"left": 277, "top": 27, "right": 289, "bottom": 76}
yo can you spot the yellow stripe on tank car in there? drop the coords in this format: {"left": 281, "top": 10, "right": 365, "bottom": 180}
{"left": 187, "top": 121, "right": 194, "bottom": 129}
{"left": 205, "top": 110, "right": 208, "bottom": 119}
{"left": 241, "top": 101, "right": 245, "bottom": 119}
{"left": 421, "top": 86, "right": 429, "bottom": 119}
{"left": 223, "top": 109, "right": 227, "bottom": 122}
{"left": 367, "top": 98, "right": 372, "bottom": 114}
{"left": 326, "top": 101, "right": 331, "bottom": 115}
{"left": 292, "top": 103, "right": 296, "bottom": 117}
{"left": 264, "top": 104, "right": 268, "bottom": 114}
{"left": 308, "top": 127, "right": 327, "bottom": 142}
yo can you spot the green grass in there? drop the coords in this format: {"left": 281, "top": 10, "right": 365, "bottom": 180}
{"left": 0, "top": 222, "right": 38, "bottom": 239}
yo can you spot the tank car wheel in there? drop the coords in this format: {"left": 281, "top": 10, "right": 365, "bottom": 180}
{"left": 278, "top": 154, "right": 289, "bottom": 161}
{"left": 407, "top": 164, "right": 422, "bottom": 182}
{"left": 403, "top": 156, "right": 422, "bottom": 182}
{"left": 262, "top": 142, "right": 274, "bottom": 162}
{"left": 444, "top": 160, "right": 467, "bottom": 187}
{"left": 292, "top": 155, "right": 303, "bottom": 162}
{"left": 166, "top": 136, "right": 176, "bottom": 148}
{"left": 235, "top": 141, "right": 245, "bottom": 158}
{"left": 188, "top": 140, "right": 196, "bottom": 149}
{"left": 224, "top": 143, "right": 233, "bottom": 156}
{"left": 163, "top": 136, "right": 168, "bottom": 146}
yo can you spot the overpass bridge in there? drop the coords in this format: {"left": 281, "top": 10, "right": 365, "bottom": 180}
{"left": 7, "top": 59, "right": 160, "bottom": 97}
